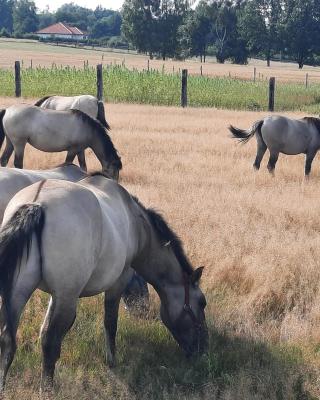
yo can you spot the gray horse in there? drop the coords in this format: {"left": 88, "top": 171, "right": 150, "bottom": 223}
{"left": 0, "top": 174, "right": 208, "bottom": 394}
{"left": 0, "top": 105, "right": 121, "bottom": 179}
{"left": 34, "top": 95, "right": 109, "bottom": 171}
{"left": 229, "top": 115, "right": 320, "bottom": 176}
{"left": 0, "top": 165, "right": 149, "bottom": 316}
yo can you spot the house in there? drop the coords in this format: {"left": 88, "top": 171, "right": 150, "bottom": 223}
{"left": 36, "top": 22, "right": 86, "bottom": 40}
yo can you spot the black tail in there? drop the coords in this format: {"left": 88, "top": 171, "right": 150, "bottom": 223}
{"left": 229, "top": 120, "right": 264, "bottom": 144}
{"left": 97, "top": 101, "right": 111, "bottom": 130}
{"left": 0, "top": 204, "right": 45, "bottom": 299}
{"left": 34, "top": 95, "right": 51, "bottom": 107}
{"left": 0, "top": 109, "right": 6, "bottom": 151}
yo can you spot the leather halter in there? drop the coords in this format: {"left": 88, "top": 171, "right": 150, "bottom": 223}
{"left": 182, "top": 273, "right": 202, "bottom": 330}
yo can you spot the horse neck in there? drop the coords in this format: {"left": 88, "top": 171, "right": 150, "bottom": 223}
{"left": 89, "top": 131, "right": 112, "bottom": 170}
{"left": 132, "top": 218, "right": 182, "bottom": 292}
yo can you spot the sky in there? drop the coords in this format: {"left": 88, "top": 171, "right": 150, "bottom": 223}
{"left": 34, "top": 0, "right": 124, "bottom": 12}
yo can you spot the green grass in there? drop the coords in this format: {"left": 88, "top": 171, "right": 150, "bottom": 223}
{"left": 3, "top": 291, "right": 316, "bottom": 399}
{"left": 1, "top": 65, "right": 320, "bottom": 112}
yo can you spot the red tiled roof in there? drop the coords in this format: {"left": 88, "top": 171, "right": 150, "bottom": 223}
{"left": 37, "top": 22, "right": 84, "bottom": 36}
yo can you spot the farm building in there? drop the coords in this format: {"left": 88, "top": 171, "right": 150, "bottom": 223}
{"left": 36, "top": 22, "right": 86, "bottom": 40}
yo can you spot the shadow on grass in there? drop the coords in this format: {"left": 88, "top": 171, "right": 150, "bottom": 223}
{"left": 112, "top": 316, "right": 315, "bottom": 400}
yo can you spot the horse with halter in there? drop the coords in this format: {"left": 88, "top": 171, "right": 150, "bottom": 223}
{"left": 34, "top": 95, "right": 109, "bottom": 171}
{"left": 0, "top": 174, "right": 208, "bottom": 394}
{"left": 229, "top": 115, "right": 320, "bottom": 176}
{"left": 0, "top": 105, "right": 121, "bottom": 178}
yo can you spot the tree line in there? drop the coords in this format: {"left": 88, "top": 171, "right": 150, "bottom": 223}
{"left": 121, "top": 0, "right": 320, "bottom": 69}
{"left": 0, "top": 0, "right": 121, "bottom": 40}
{"left": 1, "top": 0, "right": 320, "bottom": 69}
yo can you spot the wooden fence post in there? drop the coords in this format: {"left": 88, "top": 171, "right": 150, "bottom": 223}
{"left": 181, "top": 69, "right": 188, "bottom": 108}
{"left": 268, "top": 77, "right": 275, "bottom": 112}
{"left": 96, "top": 64, "right": 103, "bottom": 101}
{"left": 15, "top": 61, "right": 21, "bottom": 97}
{"left": 253, "top": 67, "right": 256, "bottom": 82}
{"left": 305, "top": 73, "right": 309, "bottom": 88}
{"left": 200, "top": 65, "right": 203, "bottom": 76}
{"left": 147, "top": 59, "right": 150, "bottom": 72}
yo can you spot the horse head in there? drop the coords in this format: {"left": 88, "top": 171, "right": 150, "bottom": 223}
{"left": 159, "top": 265, "right": 208, "bottom": 356}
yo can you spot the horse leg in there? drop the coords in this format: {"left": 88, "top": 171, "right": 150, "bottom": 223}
{"left": 104, "top": 267, "right": 134, "bottom": 367}
{"left": 77, "top": 151, "right": 87, "bottom": 172}
{"left": 305, "top": 149, "right": 317, "bottom": 177}
{"left": 13, "top": 143, "right": 26, "bottom": 169}
{"left": 0, "top": 138, "right": 14, "bottom": 167}
{"left": 40, "top": 297, "right": 77, "bottom": 394}
{"left": 104, "top": 293, "right": 121, "bottom": 368}
{"left": 267, "top": 151, "right": 279, "bottom": 175}
{"left": 0, "top": 283, "right": 39, "bottom": 391}
{"left": 65, "top": 150, "right": 77, "bottom": 164}
{"left": 253, "top": 136, "right": 267, "bottom": 170}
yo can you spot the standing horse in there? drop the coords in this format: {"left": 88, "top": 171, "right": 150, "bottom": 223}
{"left": 0, "top": 165, "right": 149, "bottom": 317}
{"left": 229, "top": 115, "right": 320, "bottom": 176}
{"left": 34, "top": 95, "right": 109, "bottom": 170}
{"left": 0, "top": 174, "right": 208, "bottom": 393}
{"left": 0, "top": 105, "right": 121, "bottom": 179}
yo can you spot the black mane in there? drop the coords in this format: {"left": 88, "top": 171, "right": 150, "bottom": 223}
{"left": 303, "top": 117, "right": 320, "bottom": 135}
{"left": 133, "top": 196, "right": 193, "bottom": 275}
{"left": 34, "top": 95, "right": 52, "bottom": 107}
{"left": 71, "top": 109, "right": 122, "bottom": 170}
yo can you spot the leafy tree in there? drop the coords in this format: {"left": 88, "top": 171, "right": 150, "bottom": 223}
{"left": 179, "top": 2, "right": 212, "bottom": 62}
{"left": 38, "top": 6, "right": 55, "bottom": 29}
{"left": 0, "top": 0, "right": 13, "bottom": 33}
{"left": 90, "top": 13, "right": 122, "bottom": 38}
{"left": 238, "top": 0, "right": 283, "bottom": 66}
{"left": 13, "top": 0, "right": 38, "bottom": 35}
{"left": 55, "top": 3, "right": 93, "bottom": 30}
{"left": 282, "top": 0, "right": 320, "bottom": 68}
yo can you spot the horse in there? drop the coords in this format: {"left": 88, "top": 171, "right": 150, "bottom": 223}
{"left": 0, "top": 164, "right": 149, "bottom": 317}
{"left": 229, "top": 115, "right": 320, "bottom": 176}
{"left": 0, "top": 105, "right": 121, "bottom": 179}
{"left": 0, "top": 174, "right": 208, "bottom": 394}
{"left": 34, "top": 95, "right": 109, "bottom": 171}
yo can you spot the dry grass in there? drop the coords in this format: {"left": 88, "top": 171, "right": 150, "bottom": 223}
{"left": 0, "top": 97, "right": 320, "bottom": 398}
{"left": 2, "top": 38, "right": 320, "bottom": 84}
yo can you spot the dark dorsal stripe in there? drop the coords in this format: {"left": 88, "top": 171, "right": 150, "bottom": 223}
{"left": 303, "top": 117, "right": 320, "bottom": 135}
{"left": 34, "top": 95, "right": 52, "bottom": 107}
{"left": 70, "top": 109, "right": 122, "bottom": 170}
{"left": 133, "top": 196, "right": 194, "bottom": 276}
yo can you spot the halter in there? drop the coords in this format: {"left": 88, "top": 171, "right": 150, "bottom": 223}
{"left": 182, "top": 273, "right": 202, "bottom": 330}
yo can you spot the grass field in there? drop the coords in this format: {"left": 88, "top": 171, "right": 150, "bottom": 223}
{"left": 2, "top": 37, "right": 320, "bottom": 84}
{"left": 1, "top": 65, "right": 320, "bottom": 112}
{"left": 0, "top": 97, "right": 320, "bottom": 399}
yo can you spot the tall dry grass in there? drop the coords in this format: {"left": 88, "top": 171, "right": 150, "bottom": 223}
{"left": 0, "top": 97, "right": 319, "bottom": 398}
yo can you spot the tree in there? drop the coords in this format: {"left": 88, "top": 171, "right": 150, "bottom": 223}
{"left": 55, "top": 3, "right": 93, "bottom": 30}
{"left": 13, "top": 0, "right": 38, "bottom": 35}
{"left": 38, "top": 6, "right": 55, "bottom": 29}
{"left": 179, "top": 2, "right": 212, "bottom": 62}
{"left": 122, "top": 0, "right": 190, "bottom": 59}
{"left": 238, "top": 0, "right": 283, "bottom": 66}
{"left": 0, "top": 0, "right": 13, "bottom": 33}
{"left": 282, "top": 0, "right": 320, "bottom": 68}
{"left": 91, "top": 13, "right": 122, "bottom": 38}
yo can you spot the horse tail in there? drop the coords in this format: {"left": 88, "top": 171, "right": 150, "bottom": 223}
{"left": 0, "top": 109, "right": 6, "bottom": 151}
{"left": 97, "top": 101, "right": 111, "bottom": 130}
{"left": 229, "top": 120, "right": 264, "bottom": 144}
{"left": 0, "top": 204, "right": 45, "bottom": 300}
{"left": 34, "top": 95, "right": 51, "bottom": 107}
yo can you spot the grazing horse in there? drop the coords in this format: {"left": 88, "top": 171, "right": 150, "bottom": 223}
{"left": 0, "top": 174, "right": 208, "bottom": 394}
{"left": 0, "top": 164, "right": 149, "bottom": 317}
{"left": 229, "top": 115, "right": 320, "bottom": 176}
{"left": 34, "top": 95, "right": 109, "bottom": 171}
{"left": 0, "top": 105, "right": 121, "bottom": 179}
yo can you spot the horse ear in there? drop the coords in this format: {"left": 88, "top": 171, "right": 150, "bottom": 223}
{"left": 191, "top": 266, "right": 204, "bottom": 285}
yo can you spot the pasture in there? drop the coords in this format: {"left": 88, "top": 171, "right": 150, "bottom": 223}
{"left": 0, "top": 97, "right": 319, "bottom": 399}
{"left": 3, "top": 37, "right": 320, "bottom": 84}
